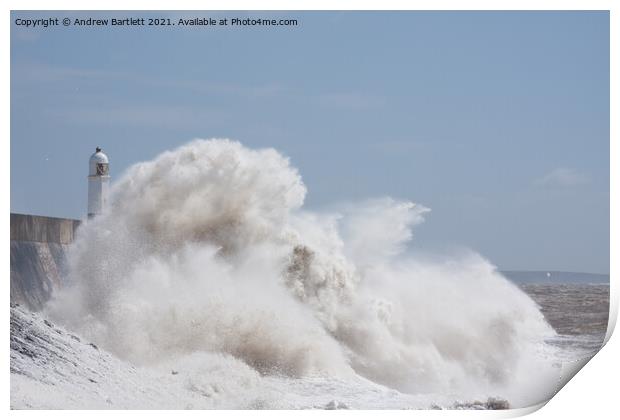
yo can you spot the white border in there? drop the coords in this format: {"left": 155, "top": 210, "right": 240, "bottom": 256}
{"left": 3, "top": 1, "right": 616, "bottom": 419}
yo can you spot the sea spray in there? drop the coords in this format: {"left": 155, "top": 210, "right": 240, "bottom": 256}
{"left": 47, "top": 139, "right": 559, "bottom": 407}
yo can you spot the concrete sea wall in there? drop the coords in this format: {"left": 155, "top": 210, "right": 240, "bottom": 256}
{"left": 10, "top": 213, "right": 81, "bottom": 311}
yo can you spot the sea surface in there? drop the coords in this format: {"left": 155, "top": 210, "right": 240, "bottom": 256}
{"left": 518, "top": 283, "right": 610, "bottom": 360}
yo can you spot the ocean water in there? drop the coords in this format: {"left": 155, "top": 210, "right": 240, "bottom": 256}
{"left": 518, "top": 283, "right": 609, "bottom": 361}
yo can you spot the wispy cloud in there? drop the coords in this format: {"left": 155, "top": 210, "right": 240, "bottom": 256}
{"left": 534, "top": 167, "right": 589, "bottom": 188}
{"left": 12, "top": 61, "right": 290, "bottom": 100}
{"left": 366, "top": 139, "right": 428, "bottom": 155}
{"left": 14, "top": 61, "right": 391, "bottom": 113}
{"left": 11, "top": 28, "right": 42, "bottom": 42}
{"left": 47, "top": 104, "right": 231, "bottom": 129}
{"left": 316, "top": 92, "right": 386, "bottom": 110}
{"left": 14, "top": 63, "right": 127, "bottom": 84}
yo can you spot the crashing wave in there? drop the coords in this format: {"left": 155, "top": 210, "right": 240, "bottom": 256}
{"left": 46, "top": 139, "right": 559, "bottom": 407}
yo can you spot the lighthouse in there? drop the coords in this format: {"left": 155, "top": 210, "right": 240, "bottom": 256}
{"left": 87, "top": 147, "right": 110, "bottom": 218}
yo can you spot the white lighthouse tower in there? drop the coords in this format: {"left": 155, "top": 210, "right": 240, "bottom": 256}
{"left": 87, "top": 147, "right": 110, "bottom": 218}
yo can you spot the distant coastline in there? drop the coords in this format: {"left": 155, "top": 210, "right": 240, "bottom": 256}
{"left": 501, "top": 270, "right": 609, "bottom": 285}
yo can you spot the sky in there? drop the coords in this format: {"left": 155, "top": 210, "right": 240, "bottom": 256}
{"left": 10, "top": 11, "right": 609, "bottom": 273}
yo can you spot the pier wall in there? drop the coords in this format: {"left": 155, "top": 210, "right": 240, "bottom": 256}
{"left": 10, "top": 213, "right": 81, "bottom": 310}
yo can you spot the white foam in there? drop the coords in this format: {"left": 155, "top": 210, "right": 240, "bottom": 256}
{"left": 46, "top": 139, "right": 561, "bottom": 407}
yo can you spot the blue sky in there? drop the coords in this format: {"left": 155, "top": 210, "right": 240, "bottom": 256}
{"left": 10, "top": 11, "right": 609, "bottom": 273}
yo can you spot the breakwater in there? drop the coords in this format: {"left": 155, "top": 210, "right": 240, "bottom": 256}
{"left": 10, "top": 213, "right": 80, "bottom": 310}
